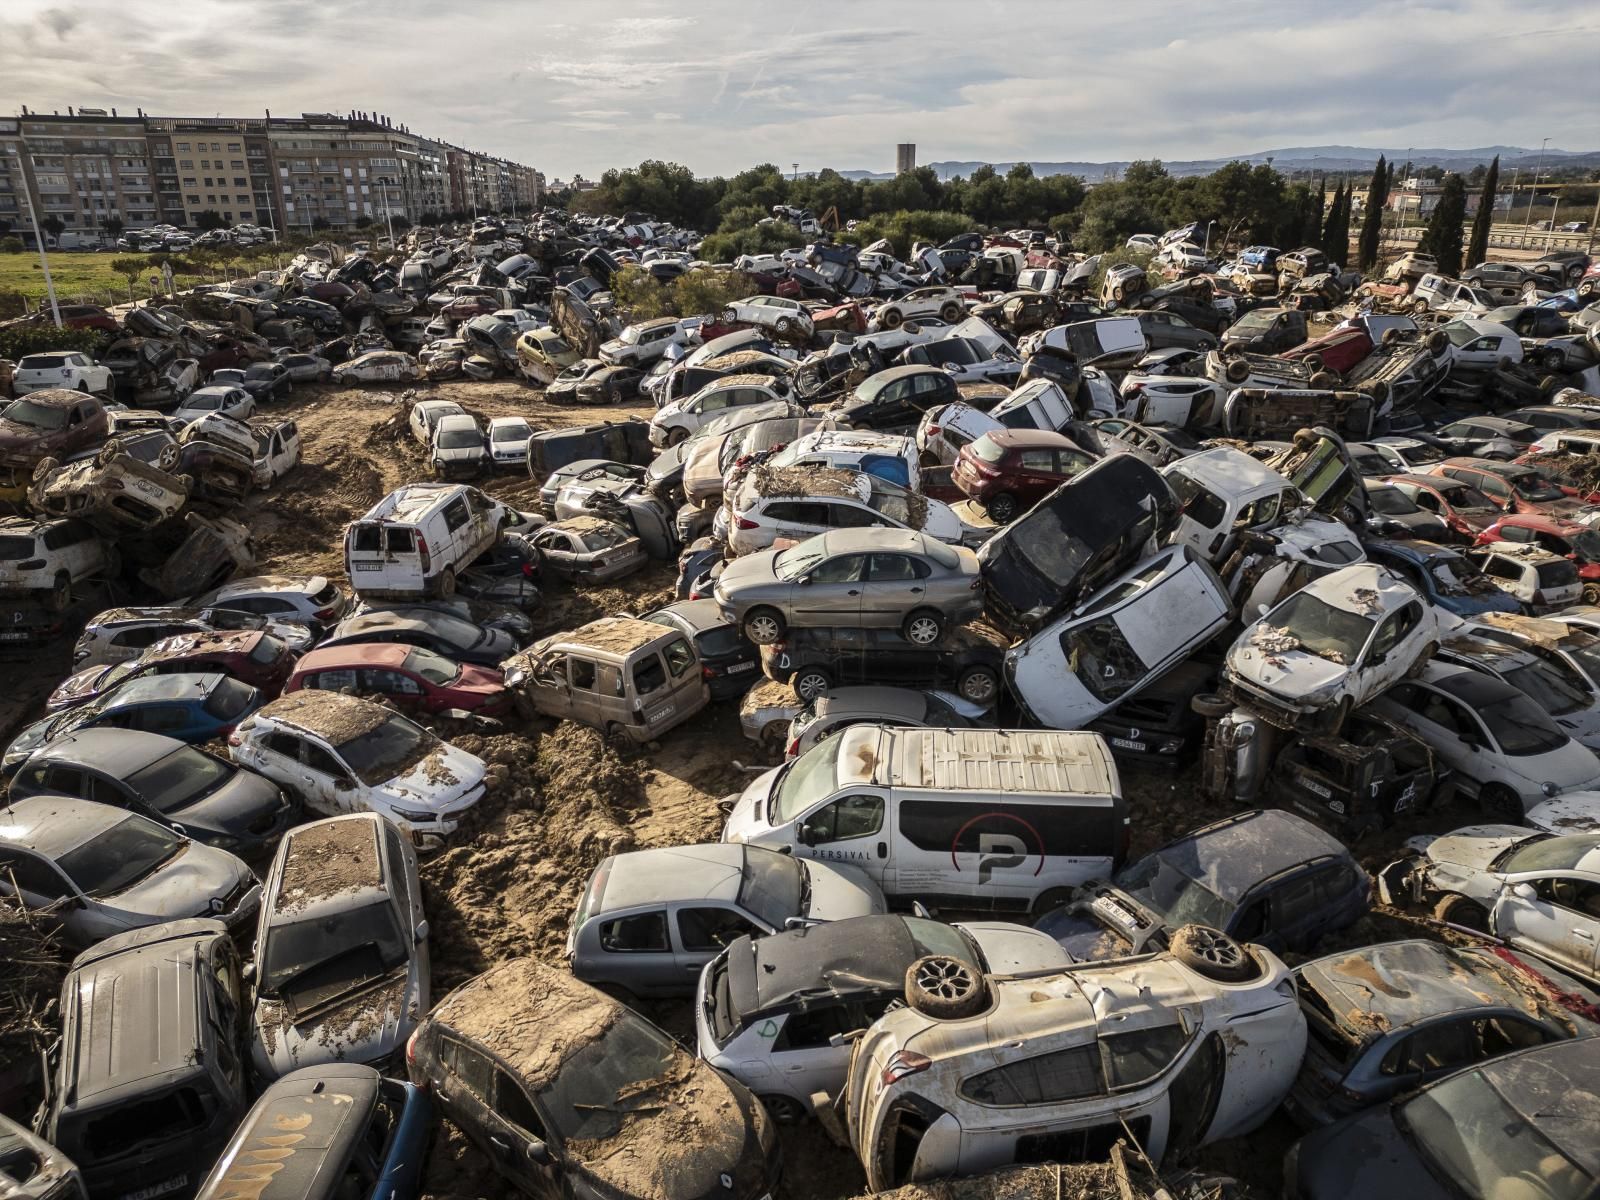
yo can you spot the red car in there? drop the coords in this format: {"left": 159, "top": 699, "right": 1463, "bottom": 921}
{"left": 1425, "top": 458, "right": 1591, "bottom": 521}
{"left": 284, "top": 642, "right": 510, "bottom": 716}
{"left": 46, "top": 629, "right": 296, "bottom": 713}
{"left": 952, "top": 428, "right": 1096, "bottom": 523}
{"left": 1385, "top": 472, "right": 1501, "bottom": 541}
{"left": 1475, "top": 513, "right": 1600, "bottom": 602}
{"left": 1281, "top": 325, "right": 1373, "bottom": 375}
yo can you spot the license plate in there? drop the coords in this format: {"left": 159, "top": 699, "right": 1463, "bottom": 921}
{"left": 1110, "top": 737, "right": 1146, "bottom": 751}
{"left": 727, "top": 661, "right": 756, "bottom": 673}
{"left": 1302, "top": 778, "right": 1332, "bottom": 799}
{"left": 122, "top": 1175, "right": 187, "bottom": 1200}
{"left": 648, "top": 705, "right": 676, "bottom": 722}
{"left": 352, "top": 562, "right": 381, "bottom": 571}
{"left": 0, "top": 631, "right": 27, "bottom": 642}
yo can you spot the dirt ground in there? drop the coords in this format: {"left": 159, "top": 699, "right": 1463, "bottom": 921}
{"left": 0, "top": 374, "right": 1504, "bottom": 1199}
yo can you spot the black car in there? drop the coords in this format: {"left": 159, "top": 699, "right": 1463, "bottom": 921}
{"left": 977, "top": 453, "right": 1179, "bottom": 638}
{"left": 9, "top": 728, "right": 294, "bottom": 857}
{"left": 639, "top": 599, "right": 758, "bottom": 701}
{"left": 1482, "top": 304, "right": 1572, "bottom": 339}
{"left": 758, "top": 623, "right": 1004, "bottom": 705}
{"left": 526, "top": 419, "right": 653, "bottom": 479}
{"left": 274, "top": 297, "right": 345, "bottom": 334}
{"left": 1130, "top": 309, "right": 1218, "bottom": 352}
{"left": 1086, "top": 659, "right": 1211, "bottom": 766}
{"left": 1285, "top": 1038, "right": 1600, "bottom": 1200}
{"left": 836, "top": 364, "right": 959, "bottom": 431}
{"left": 1269, "top": 709, "right": 1449, "bottom": 840}
{"left": 1034, "top": 809, "right": 1370, "bottom": 961}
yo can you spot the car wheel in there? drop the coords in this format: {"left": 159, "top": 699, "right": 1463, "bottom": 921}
{"left": 957, "top": 665, "right": 998, "bottom": 706}
{"left": 437, "top": 567, "right": 457, "bottom": 599}
{"left": 903, "top": 609, "right": 944, "bottom": 646}
{"left": 792, "top": 667, "right": 831, "bottom": 703}
{"left": 1584, "top": 584, "right": 1600, "bottom": 606}
{"left": 1477, "top": 782, "right": 1523, "bottom": 823}
{"left": 774, "top": 316, "right": 794, "bottom": 335}
{"left": 985, "top": 492, "right": 1019, "bottom": 523}
{"left": 743, "top": 607, "right": 785, "bottom": 646}
{"left": 1309, "top": 370, "right": 1338, "bottom": 389}
{"left": 1224, "top": 356, "right": 1251, "bottom": 384}
{"left": 1302, "top": 353, "right": 1324, "bottom": 372}
{"left": 76, "top": 381, "right": 89, "bottom": 393}
{"left": 1169, "top": 924, "right": 1261, "bottom": 982}
{"left": 940, "top": 302, "right": 962, "bottom": 323}
{"left": 721, "top": 306, "right": 738, "bottom": 324}
{"left": 666, "top": 426, "right": 689, "bottom": 447}
{"left": 1411, "top": 299, "right": 1429, "bottom": 315}
{"left": 49, "top": 572, "right": 71, "bottom": 613}
{"left": 759, "top": 1094, "right": 806, "bottom": 1125}
{"left": 1432, "top": 892, "right": 1490, "bottom": 932}
{"left": 1426, "top": 330, "right": 1450, "bottom": 354}
{"left": 880, "top": 308, "right": 903, "bottom": 329}
{"left": 904, "top": 954, "right": 988, "bottom": 1019}
{"left": 1191, "top": 692, "right": 1234, "bottom": 719}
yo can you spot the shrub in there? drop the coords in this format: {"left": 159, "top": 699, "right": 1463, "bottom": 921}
{"left": 0, "top": 237, "right": 21, "bottom": 254}
{"left": 0, "top": 325, "right": 105, "bottom": 361}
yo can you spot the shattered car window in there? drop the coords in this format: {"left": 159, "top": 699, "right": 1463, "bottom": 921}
{"left": 1062, "top": 616, "right": 1147, "bottom": 703}
{"left": 1500, "top": 659, "right": 1588, "bottom": 716}
{"left": 1115, "top": 853, "right": 1232, "bottom": 932}
{"left": 1264, "top": 591, "right": 1375, "bottom": 663}
{"left": 1368, "top": 487, "right": 1421, "bottom": 516}
{"left": 1167, "top": 472, "right": 1227, "bottom": 529}
{"left": 536, "top": 1015, "right": 682, "bottom": 1142}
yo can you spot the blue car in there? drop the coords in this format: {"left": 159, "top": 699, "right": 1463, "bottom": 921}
{"left": 196, "top": 1065, "right": 432, "bottom": 1200}
{"left": 1238, "top": 244, "right": 1281, "bottom": 271}
{"left": 1364, "top": 538, "right": 1521, "bottom": 617}
{"left": 2, "top": 672, "right": 262, "bottom": 776}
{"left": 1536, "top": 288, "right": 1583, "bottom": 312}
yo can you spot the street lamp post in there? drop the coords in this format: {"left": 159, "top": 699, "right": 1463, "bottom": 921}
{"left": 6, "top": 145, "right": 61, "bottom": 328}
{"left": 1524, "top": 137, "right": 1550, "bottom": 241}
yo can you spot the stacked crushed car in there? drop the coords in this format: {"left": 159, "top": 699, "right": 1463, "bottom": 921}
{"left": 6, "top": 208, "right": 1600, "bottom": 1200}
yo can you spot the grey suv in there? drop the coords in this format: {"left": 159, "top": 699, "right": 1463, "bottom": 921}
{"left": 249, "top": 813, "right": 429, "bottom": 1080}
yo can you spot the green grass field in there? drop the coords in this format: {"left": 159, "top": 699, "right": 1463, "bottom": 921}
{"left": 0, "top": 252, "right": 134, "bottom": 306}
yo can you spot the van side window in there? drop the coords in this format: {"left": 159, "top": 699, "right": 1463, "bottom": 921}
{"left": 807, "top": 795, "right": 884, "bottom": 842}
{"left": 443, "top": 498, "right": 470, "bottom": 532}
{"left": 386, "top": 527, "right": 414, "bottom": 553}
{"left": 570, "top": 657, "right": 597, "bottom": 691}
{"left": 633, "top": 654, "right": 667, "bottom": 696}
{"left": 599, "top": 911, "right": 669, "bottom": 952}
{"left": 661, "top": 638, "right": 695, "bottom": 679}
{"left": 352, "top": 525, "right": 381, "bottom": 553}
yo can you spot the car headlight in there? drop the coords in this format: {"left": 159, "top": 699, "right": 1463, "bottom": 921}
{"left": 1542, "top": 781, "right": 1560, "bottom": 797}
{"left": 504, "top": 667, "right": 527, "bottom": 687}
{"left": 389, "top": 805, "right": 438, "bottom": 823}
{"left": 208, "top": 833, "right": 242, "bottom": 852}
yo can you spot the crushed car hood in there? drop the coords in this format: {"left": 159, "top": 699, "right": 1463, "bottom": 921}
{"left": 1228, "top": 643, "right": 1350, "bottom": 701}
{"left": 802, "top": 861, "right": 886, "bottom": 922}
{"left": 113, "top": 843, "right": 252, "bottom": 920}
{"left": 1423, "top": 824, "right": 1534, "bottom": 872}
{"left": 382, "top": 743, "right": 487, "bottom": 810}
{"left": 252, "top": 968, "right": 412, "bottom": 1078}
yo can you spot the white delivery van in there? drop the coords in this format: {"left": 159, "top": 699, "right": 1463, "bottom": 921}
{"left": 720, "top": 725, "right": 1126, "bottom": 912}
{"left": 343, "top": 483, "right": 506, "bottom": 600}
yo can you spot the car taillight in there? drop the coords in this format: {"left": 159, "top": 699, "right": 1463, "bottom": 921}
{"left": 1124, "top": 381, "right": 1145, "bottom": 394}
{"left": 970, "top": 578, "right": 983, "bottom": 589}
{"left": 16, "top": 559, "right": 43, "bottom": 570}
{"left": 880, "top": 1050, "right": 932, "bottom": 1090}
{"left": 406, "top": 1028, "right": 420, "bottom": 1068}
{"left": 736, "top": 517, "right": 760, "bottom": 530}
{"left": 702, "top": 665, "right": 715, "bottom": 679}
{"left": 417, "top": 535, "right": 432, "bottom": 572}
{"left": 227, "top": 732, "right": 243, "bottom": 747}
{"left": 926, "top": 424, "right": 941, "bottom": 437}
{"left": 786, "top": 737, "right": 799, "bottom": 756}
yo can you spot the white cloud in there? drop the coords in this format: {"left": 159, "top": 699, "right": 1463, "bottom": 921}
{"left": 0, "top": 0, "right": 1592, "bottom": 177}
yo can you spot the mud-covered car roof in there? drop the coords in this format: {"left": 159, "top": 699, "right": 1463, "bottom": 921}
{"left": 1145, "top": 809, "right": 1349, "bottom": 905}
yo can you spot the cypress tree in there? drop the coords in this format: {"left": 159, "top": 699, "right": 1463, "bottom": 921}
{"left": 1322, "top": 180, "right": 1345, "bottom": 260}
{"left": 1418, "top": 173, "right": 1468, "bottom": 278}
{"left": 1465, "top": 155, "right": 1499, "bottom": 274}
{"left": 1357, "top": 155, "right": 1388, "bottom": 271}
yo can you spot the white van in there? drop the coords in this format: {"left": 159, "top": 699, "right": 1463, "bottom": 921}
{"left": 343, "top": 483, "right": 506, "bottom": 600}
{"left": 720, "top": 726, "right": 1126, "bottom": 912}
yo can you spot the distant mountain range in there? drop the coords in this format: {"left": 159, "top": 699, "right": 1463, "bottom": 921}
{"left": 836, "top": 145, "right": 1600, "bottom": 182}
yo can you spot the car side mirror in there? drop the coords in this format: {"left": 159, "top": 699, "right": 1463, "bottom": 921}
{"left": 527, "top": 1139, "right": 552, "bottom": 1166}
{"left": 170, "top": 823, "right": 186, "bottom": 838}
{"left": 798, "top": 576, "right": 812, "bottom": 586}
{"left": 414, "top": 920, "right": 429, "bottom": 944}
{"left": 1458, "top": 732, "right": 1479, "bottom": 749}
{"left": 1255, "top": 603, "right": 1269, "bottom": 617}
{"left": 1512, "top": 882, "right": 1538, "bottom": 901}
{"left": 796, "top": 823, "right": 816, "bottom": 847}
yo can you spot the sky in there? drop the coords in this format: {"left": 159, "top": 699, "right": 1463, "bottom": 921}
{"left": 3, "top": 0, "right": 1596, "bottom": 180}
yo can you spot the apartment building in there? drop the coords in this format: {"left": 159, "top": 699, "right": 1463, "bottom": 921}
{"left": 1, "top": 104, "right": 538, "bottom": 241}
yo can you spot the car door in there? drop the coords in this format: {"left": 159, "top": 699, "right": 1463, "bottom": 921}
{"left": 564, "top": 655, "right": 609, "bottom": 728}
{"left": 302, "top": 738, "right": 362, "bottom": 814}
{"left": 798, "top": 552, "right": 867, "bottom": 625}
{"left": 0, "top": 848, "right": 78, "bottom": 934}
{"left": 767, "top": 1002, "right": 861, "bottom": 1100}
{"left": 1493, "top": 875, "right": 1600, "bottom": 977}
{"left": 859, "top": 553, "right": 932, "bottom": 628}
{"left": 428, "top": 1036, "right": 504, "bottom": 1169}
{"left": 594, "top": 908, "right": 677, "bottom": 995}
{"left": 797, "top": 793, "right": 890, "bottom": 888}
{"left": 672, "top": 904, "right": 763, "bottom": 981}
{"left": 363, "top": 667, "right": 427, "bottom": 713}
{"left": 486, "top": 1067, "right": 562, "bottom": 1198}
{"left": 1359, "top": 600, "right": 1425, "bottom": 698}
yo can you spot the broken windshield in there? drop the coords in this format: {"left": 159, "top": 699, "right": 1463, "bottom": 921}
{"left": 1265, "top": 591, "right": 1375, "bottom": 663}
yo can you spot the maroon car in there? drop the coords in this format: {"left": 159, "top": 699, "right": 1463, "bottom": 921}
{"left": 1281, "top": 325, "right": 1373, "bottom": 374}
{"left": 952, "top": 428, "right": 1096, "bottom": 522}
{"left": 1426, "top": 458, "right": 1591, "bottom": 521}
{"left": 46, "top": 629, "right": 297, "bottom": 712}
{"left": 0, "top": 389, "right": 108, "bottom": 483}
{"left": 1385, "top": 472, "right": 1501, "bottom": 541}
{"left": 284, "top": 642, "right": 510, "bottom": 717}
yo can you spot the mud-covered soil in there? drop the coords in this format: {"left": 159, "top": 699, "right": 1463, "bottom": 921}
{"left": 0, "top": 374, "right": 1516, "bottom": 1198}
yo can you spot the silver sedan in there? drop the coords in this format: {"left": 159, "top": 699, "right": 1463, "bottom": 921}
{"left": 713, "top": 527, "right": 982, "bottom": 647}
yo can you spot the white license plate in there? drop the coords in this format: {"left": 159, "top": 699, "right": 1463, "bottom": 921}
{"left": 352, "top": 562, "right": 382, "bottom": 571}
{"left": 1110, "top": 737, "right": 1146, "bottom": 751}
{"left": 1302, "top": 778, "right": 1332, "bottom": 799}
{"left": 122, "top": 1175, "right": 187, "bottom": 1200}
{"left": 648, "top": 705, "right": 676, "bottom": 722}
{"left": 0, "top": 631, "right": 28, "bottom": 642}
{"left": 727, "top": 661, "right": 756, "bottom": 673}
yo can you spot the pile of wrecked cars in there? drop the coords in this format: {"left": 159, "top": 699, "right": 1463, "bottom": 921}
{"left": 5, "top": 208, "right": 1600, "bottom": 1200}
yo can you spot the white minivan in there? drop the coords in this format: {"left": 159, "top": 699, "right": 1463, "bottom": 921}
{"left": 720, "top": 725, "right": 1127, "bottom": 912}
{"left": 343, "top": 483, "right": 506, "bottom": 600}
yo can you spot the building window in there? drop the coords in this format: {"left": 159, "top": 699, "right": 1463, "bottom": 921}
{"left": 176, "top": 142, "right": 189, "bottom": 152}
{"left": 180, "top": 160, "right": 193, "bottom": 169}
{"left": 182, "top": 178, "right": 196, "bottom": 186}
{"left": 227, "top": 143, "right": 241, "bottom": 152}
{"left": 186, "top": 195, "right": 199, "bottom": 204}
{"left": 230, "top": 161, "right": 243, "bottom": 169}
{"left": 234, "top": 178, "right": 246, "bottom": 187}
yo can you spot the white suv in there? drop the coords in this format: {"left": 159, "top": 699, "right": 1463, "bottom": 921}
{"left": 11, "top": 352, "right": 114, "bottom": 397}
{"left": 721, "top": 295, "right": 813, "bottom": 339}
{"left": 649, "top": 375, "right": 787, "bottom": 448}
{"left": 0, "top": 517, "right": 111, "bottom": 610}
{"left": 843, "top": 926, "right": 1305, "bottom": 1189}
{"left": 872, "top": 287, "right": 966, "bottom": 330}
{"left": 721, "top": 468, "right": 974, "bottom": 556}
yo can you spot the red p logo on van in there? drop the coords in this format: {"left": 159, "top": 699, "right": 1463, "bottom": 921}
{"left": 950, "top": 812, "right": 1044, "bottom": 884}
